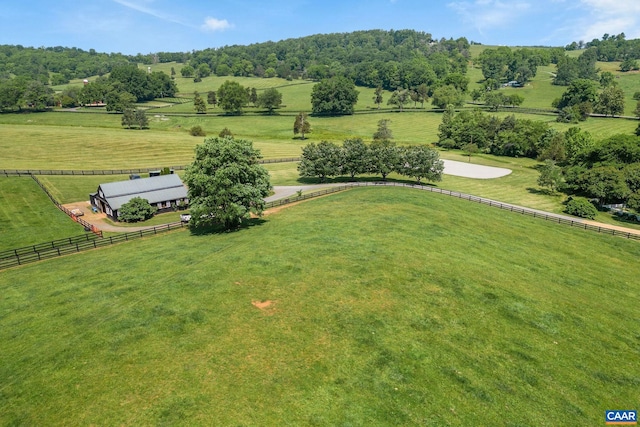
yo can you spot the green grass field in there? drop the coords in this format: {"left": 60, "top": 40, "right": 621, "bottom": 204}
{"left": 1, "top": 188, "right": 638, "bottom": 426}
{"left": 0, "top": 177, "right": 88, "bottom": 250}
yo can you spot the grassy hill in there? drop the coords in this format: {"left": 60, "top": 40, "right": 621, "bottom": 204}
{"left": 1, "top": 187, "right": 638, "bottom": 425}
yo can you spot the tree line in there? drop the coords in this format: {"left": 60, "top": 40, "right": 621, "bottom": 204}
{"left": 299, "top": 120, "right": 444, "bottom": 184}
{"left": 537, "top": 133, "right": 640, "bottom": 216}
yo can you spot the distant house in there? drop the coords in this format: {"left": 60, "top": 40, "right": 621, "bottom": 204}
{"left": 90, "top": 174, "right": 188, "bottom": 220}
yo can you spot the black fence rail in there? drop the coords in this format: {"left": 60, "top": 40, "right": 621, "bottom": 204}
{"left": 30, "top": 175, "right": 102, "bottom": 236}
{"left": 0, "top": 233, "right": 101, "bottom": 260}
{"left": 0, "top": 222, "right": 186, "bottom": 270}
{"left": 3, "top": 180, "right": 638, "bottom": 270}
{"left": 265, "top": 182, "right": 640, "bottom": 241}
{"left": 1, "top": 158, "right": 300, "bottom": 177}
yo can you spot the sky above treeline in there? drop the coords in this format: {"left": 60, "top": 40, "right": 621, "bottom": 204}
{"left": 2, "top": 0, "right": 640, "bottom": 54}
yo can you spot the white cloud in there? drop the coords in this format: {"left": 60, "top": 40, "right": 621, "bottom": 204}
{"left": 201, "top": 17, "right": 233, "bottom": 32}
{"left": 111, "top": 0, "right": 190, "bottom": 27}
{"left": 448, "top": 0, "right": 531, "bottom": 34}
{"left": 575, "top": 0, "right": 640, "bottom": 41}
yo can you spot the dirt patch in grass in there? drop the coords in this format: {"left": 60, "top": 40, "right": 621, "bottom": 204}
{"left": 252, "top": 300, "right": 277, "bottom": 314}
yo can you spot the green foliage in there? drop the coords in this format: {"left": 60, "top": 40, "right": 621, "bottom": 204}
{"left": 193, "top": 91, "right": 207, "bottom": 114}
{"left": 108, "top": 65, "right": 177, "bottom": 101}
{"left": 373, "top": 86, "right": 383, "bottom": 109}
{"left": 477, "top": 47, "right": 549, "bottom": 83}
{"left": 189, "top": 126, "right": 206, "bottom": 137}
{"left": 599, "top": 71, "right": 615, "bottom": 88}
{"left": 564, "top": 127, "right": 594, "bottom": 163}
{"left": 387, "top": 89, "right": 411, "bottom": 111}
{"left": 431, "top": 85, "right": 464, "bottom": 109}
{"left": 0, "top": 78, "right": 54, "bottom": 112}
{"left": 297, "top": 141, "right": 342, "bottom": 182}
{"left": 293, "top": 112, "right": 311, "bottom": 139}
{"left": 181, "top": 65, "right": 195, "bottom": 77}
{"left": 184, "top": 136, "right": 271, "bottom": 229}
{"left": 118, "top": 197, "right": 156, "bottom": 222}
{"left": 105, "top": 91, "right": 135, "bottom": 113}
{"left": 311, "top": 76, "right": 359, "bottom": 115}
{"left": 398, "top": 145, "right": 444, "bottom": 184}
{"left": 135, "top": 109, "right": 148, "bottom": 129}
{"left": 564, "top": 196, "right": 597, "bottom": 219}
{"left": 207, "top": 91, "right": 217, "bottom": 106}
{"left": 373, "top": 119, "right": 393, "bottom": 142}
{"left": 595, "top": 85, "right": 625, "bottom": 117}
{"left": 369, "top": 139, "right": 401, "bottom": 180}
{"left": 121, "top": 108, "right": 149, "bottom": 129}
{"left": 437, "top": 110, "right": 551, "bottom": 159}
{"left": 620, "top": 59, "right": 639, "bottom": 72}
{"left": 218, "top": 127, "right": 233, "bottom": 138}
{"left": 217, "top": 80, "right": 249, "bottom": 114}
{"left": 537, "top": 160, "right": 565, "bottom": 193}
{"left": 121, "top": 109, "right": 135, "bottom": 129}
{"left": 553, "top": 49, "right": 598, "bottom": 86}
{"left": 554, "top": 79, "right": 599, "bottom": 113}
{"left": 256, "top": 87, "right": 282, "bottom": 114}
{"left": 341, "top": 138, "right": 369, "bottom": 178}
{"left": 586, "top": 33, "right": 640, "bottom": 62}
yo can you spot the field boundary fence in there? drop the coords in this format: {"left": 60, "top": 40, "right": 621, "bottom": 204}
{"left": 29, "top": 175, "right": 102, "bottom": 236}
{"left": 265, "top": 182, "right": 640, "bottom": 241}
{"left": 0, "top": 222, "right": 186, "bottom": 270}
{"left": 1, "top": 158, "right": 300, "bottom": 177}
{"left": 3, "top": 179, "right": 638, "bottom": 270}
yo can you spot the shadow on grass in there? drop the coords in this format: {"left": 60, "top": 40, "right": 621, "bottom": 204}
{"left": 526, "top": 187, "right": 558, "bottom": 196}
{"left": 611, "top": 214, "right": 640, "bottom": 228}
{"left": 188, "top": 217, "right": 267, "bottom": 236}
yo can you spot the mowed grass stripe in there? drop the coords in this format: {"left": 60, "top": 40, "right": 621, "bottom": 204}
{"left": 0, "top": 187, "right": 638, "bottom": 426}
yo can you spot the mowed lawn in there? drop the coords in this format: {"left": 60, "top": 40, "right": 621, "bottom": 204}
{"left": 0, "top": 177, "right": 88, "bottom": 250}
{"left": 1, "top": 188, "right": 639, "bottom": 426}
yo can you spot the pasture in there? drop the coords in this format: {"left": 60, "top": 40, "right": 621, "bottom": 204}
{"left": 1, "top": 188, "right": 639, "bottom": 425}
{"left": 0, "top": 177, "right": 87, "bottom": 250}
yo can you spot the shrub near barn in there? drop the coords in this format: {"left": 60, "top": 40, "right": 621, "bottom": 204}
{"left": 118, "top": 197, "right": 156, "bottom": 222}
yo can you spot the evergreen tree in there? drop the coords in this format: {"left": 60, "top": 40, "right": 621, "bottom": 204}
{"left": 193, "top": 91, "right": 207, "bottom": 114}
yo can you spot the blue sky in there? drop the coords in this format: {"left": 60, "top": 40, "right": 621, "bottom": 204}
{"left": 2, "top": 0, "right": 640, "bottom": 54}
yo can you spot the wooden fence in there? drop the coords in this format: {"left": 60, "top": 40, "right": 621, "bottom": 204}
{"left": 1, "top": 158, "right": 300, "bottom": 177}
{"left": 0, "top": 222, "right": 186, "bottom": 270}
{"left": 29, "top": 175, "right": 102, "bottom": 236}
{"left": 265, "top": 182, "right": 640, "bottom": 241}
{"left": 2, "top": 180, "right": 638, "bottom": 270}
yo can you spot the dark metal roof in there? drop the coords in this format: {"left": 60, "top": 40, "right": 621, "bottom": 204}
{"left": 98, "top": 174, "right": 187, "bottom": 211}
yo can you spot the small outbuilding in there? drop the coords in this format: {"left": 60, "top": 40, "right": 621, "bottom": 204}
{"left": 90, "top": 174, "right": 188, "bottom": 220}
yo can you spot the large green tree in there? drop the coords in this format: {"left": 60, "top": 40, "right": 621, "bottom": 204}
{"left": 298, "top": 141, "right": 342, "bottom": 182}
{"left": 595, "top": 85, "right": 625, "bottom": 117}
{"left": 341, "top": 138, "right": 369, "bottom": 179}
{"left": 369, "top": 140, "right": 400, "bottom": 180}
{"left": 431, "top": 85, "right": 464, "bottom": 109}
{"left": 311, "top": 76, "right": 359, "bottom": 115}
{"left": 217, "top": 80, "right": 249, "bottom": 114}
{"left": 184, "top": 137, "right": 271, "bottom": 230}
{"left": 256, "top": 87, "right": 282, "bottom": 114}
{"left": 398, "top": 145, "right": 444, "bottom": 184}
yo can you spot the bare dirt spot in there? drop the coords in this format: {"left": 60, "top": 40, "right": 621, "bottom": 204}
{"left": 251, "top": 300, "right": 277, "bottom": 314}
